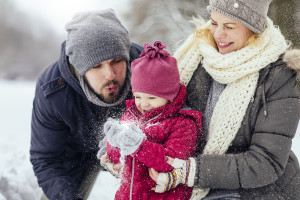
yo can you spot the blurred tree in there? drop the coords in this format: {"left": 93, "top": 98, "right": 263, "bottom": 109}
{"left": 2, "top": 0, "right": 299, "bottom": 81}
{"left": 124, "top": 0, "right": 300, "bottom": 50}
{"left": 124, "top": 0, "right": 300, "bottom": 90}
{"left": 268, "top": 0, "right": 300, "bottom": 91}
{"left": 123, "top": 0, "right": 209, "bottom": 53}
{"left": 0, "top": 0, "right": 63, "bottom": 80}
{"left": 269, "top": 0, "right": 300, "bottom": 48}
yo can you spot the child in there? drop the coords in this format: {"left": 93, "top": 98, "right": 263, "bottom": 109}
{"left": 101, "top": 41, "right": 202, "bottom": 200}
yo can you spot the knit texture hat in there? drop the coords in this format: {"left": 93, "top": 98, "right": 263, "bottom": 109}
{"left": 207, "top": 0, "right": 273, "bottom": 34}
{"left": 131, "top": 41, "right": 180, "bottom": 102}
{"left": 65, "top": 9, "right": 131, "bottom": 75}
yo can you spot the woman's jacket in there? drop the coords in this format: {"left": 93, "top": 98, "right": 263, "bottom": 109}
{"left": 186, "top": 50, "right": 300, "bottom": 200}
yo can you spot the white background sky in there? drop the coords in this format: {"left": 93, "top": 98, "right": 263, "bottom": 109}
{"left": 12, "top": 0, "right": 129, "bottom": 35}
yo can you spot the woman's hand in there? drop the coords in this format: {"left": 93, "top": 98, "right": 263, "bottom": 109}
{"left": 165, "top": 156, "right": 174, "bottom": 165}
{"left": 149, "top": 168, "right": 159, "bottom": 184}
{"left": 149, "top": 156, "right": 174, "bottom": 184}
{"left": 149, "top": 156, "right": 196, "bottom": 193}
{"left": 148, "top": 156, "right": 174, "bottom": 183}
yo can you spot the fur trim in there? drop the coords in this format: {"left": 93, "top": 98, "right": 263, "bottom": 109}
{"left": 283, "top": 49, "right": 300, "bottom": 73}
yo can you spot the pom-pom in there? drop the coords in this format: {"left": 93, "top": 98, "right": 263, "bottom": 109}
{"left": 139, "top": 41, "right": 169, "bottom": 59}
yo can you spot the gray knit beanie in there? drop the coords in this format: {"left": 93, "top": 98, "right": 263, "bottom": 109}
{"left": 207, "top": 0, "right": 273, "bottom": 34}
{"left": 65, "top": 9, "right": 131, "bottom": 75}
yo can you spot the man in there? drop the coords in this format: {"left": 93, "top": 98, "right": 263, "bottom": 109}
{"left": 30, "top": 9, "right": 143, "bottom": 200}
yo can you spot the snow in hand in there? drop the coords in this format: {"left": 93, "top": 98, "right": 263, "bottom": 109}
{"left": 0, "top": 80, "right": 299, "bottom": 200}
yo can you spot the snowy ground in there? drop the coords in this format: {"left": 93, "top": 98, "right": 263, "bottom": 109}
{"left": 0, "top": 80, "right": 119, "bottom": 200}
{"left": 0, "top": 79, "right": 300, "bottom": 200}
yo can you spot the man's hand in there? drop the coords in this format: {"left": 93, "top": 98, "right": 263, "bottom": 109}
{"left": 97, "top": 137, "right": 107, "bottom": 164}
{"left": 100, "top": 153, "right": 122, "bottom": 178}
{"left": 149, "top": 156, "right": 196, "bottom": 193}
{"left": 100, "top": 154, "right": 110, "bottom": 164}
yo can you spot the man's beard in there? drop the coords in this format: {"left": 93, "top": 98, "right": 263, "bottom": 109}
{"left": 83, "top": 73, "right": 125, "bottom": 104}
{"left": 97, "top": 80, "right": 122, "bottom": 103}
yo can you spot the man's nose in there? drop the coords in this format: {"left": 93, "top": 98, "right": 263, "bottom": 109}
{"left": 104, "top": 65, "right": 116, "bottom": 80}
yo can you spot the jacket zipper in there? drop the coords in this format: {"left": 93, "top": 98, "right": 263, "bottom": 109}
{"left": 129, "top": 157, "right": 135, "bottom": 200}
{"left": 262, "top": 82, "right": 268, "bottom": 116}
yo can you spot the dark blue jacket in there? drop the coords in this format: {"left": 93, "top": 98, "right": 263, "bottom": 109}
{"left": 30, "top": 42, "right": 143, "bottom": 200}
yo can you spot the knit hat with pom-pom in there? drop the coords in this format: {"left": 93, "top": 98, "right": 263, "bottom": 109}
{"left": 131, "top": 41, "right": 180, "bottom": 102}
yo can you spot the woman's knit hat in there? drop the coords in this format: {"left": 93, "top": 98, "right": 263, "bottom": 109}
{"left": 65, "top": 9, "right": 131, "bottom": 75}
{"left": 207, "top": 0, "right": 273, "bottom": 34}
{"left": 131, "top": 41, "right": 180, "bottom": 102}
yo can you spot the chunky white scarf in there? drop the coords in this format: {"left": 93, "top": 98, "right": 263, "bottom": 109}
{"left": 174, "top": 18, "right": 288, "bottom": 199}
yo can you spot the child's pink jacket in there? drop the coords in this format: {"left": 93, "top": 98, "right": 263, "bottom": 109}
{"left": 107, "top": 84, "right": 202, "bottom": 200}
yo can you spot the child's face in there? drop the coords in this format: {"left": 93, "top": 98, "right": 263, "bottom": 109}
{"left": 133, "top": 92, "right": 168, "bottom": 114}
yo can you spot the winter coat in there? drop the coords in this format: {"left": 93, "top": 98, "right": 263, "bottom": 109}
{"left": 186, "top": 50, "right": 300, "bottom": 200}
{"left": 30, "top": 41, "right": 143, "bottom": 200}
{"left": 107, "top": 84, "right": 202, "bottom": 200}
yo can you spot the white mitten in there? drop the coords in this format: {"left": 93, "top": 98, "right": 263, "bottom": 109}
{"left": 104, "top": 118, "right": 123, "bottom": 148}
{"left": 117, "top": 123, "right": 145, "bottom": 155}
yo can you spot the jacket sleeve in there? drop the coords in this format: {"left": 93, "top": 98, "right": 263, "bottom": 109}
{"left": 133, "top": 117, "right": 198, "bottom": 172}
{"left": 30, "top": 81, "right": 82, "bottom": 200}
{"left": 195, "top": 64, "right": 300, "bottom": 189}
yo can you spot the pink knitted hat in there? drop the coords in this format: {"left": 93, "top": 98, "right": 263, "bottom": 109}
{"left": 131, "top": 41, "right": 180, "bottom": 102}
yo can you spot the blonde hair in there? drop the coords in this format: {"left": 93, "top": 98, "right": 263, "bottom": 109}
{"left": 176, "top": 16, "right": 261, "bottom": 59}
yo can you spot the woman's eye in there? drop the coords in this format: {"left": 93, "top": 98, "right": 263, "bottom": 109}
{"left": 211, "top": 22, "right": 217, "bottom": 26}
{"left": 149, "top": 97, "right": 156, "bottom": 100}
{"left": 226, "top": 26, "right": 234, "bottom": 30}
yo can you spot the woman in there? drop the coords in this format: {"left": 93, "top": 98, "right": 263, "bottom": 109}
{"left": 149, "top": 0, "right": 300, "bottom": 199}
